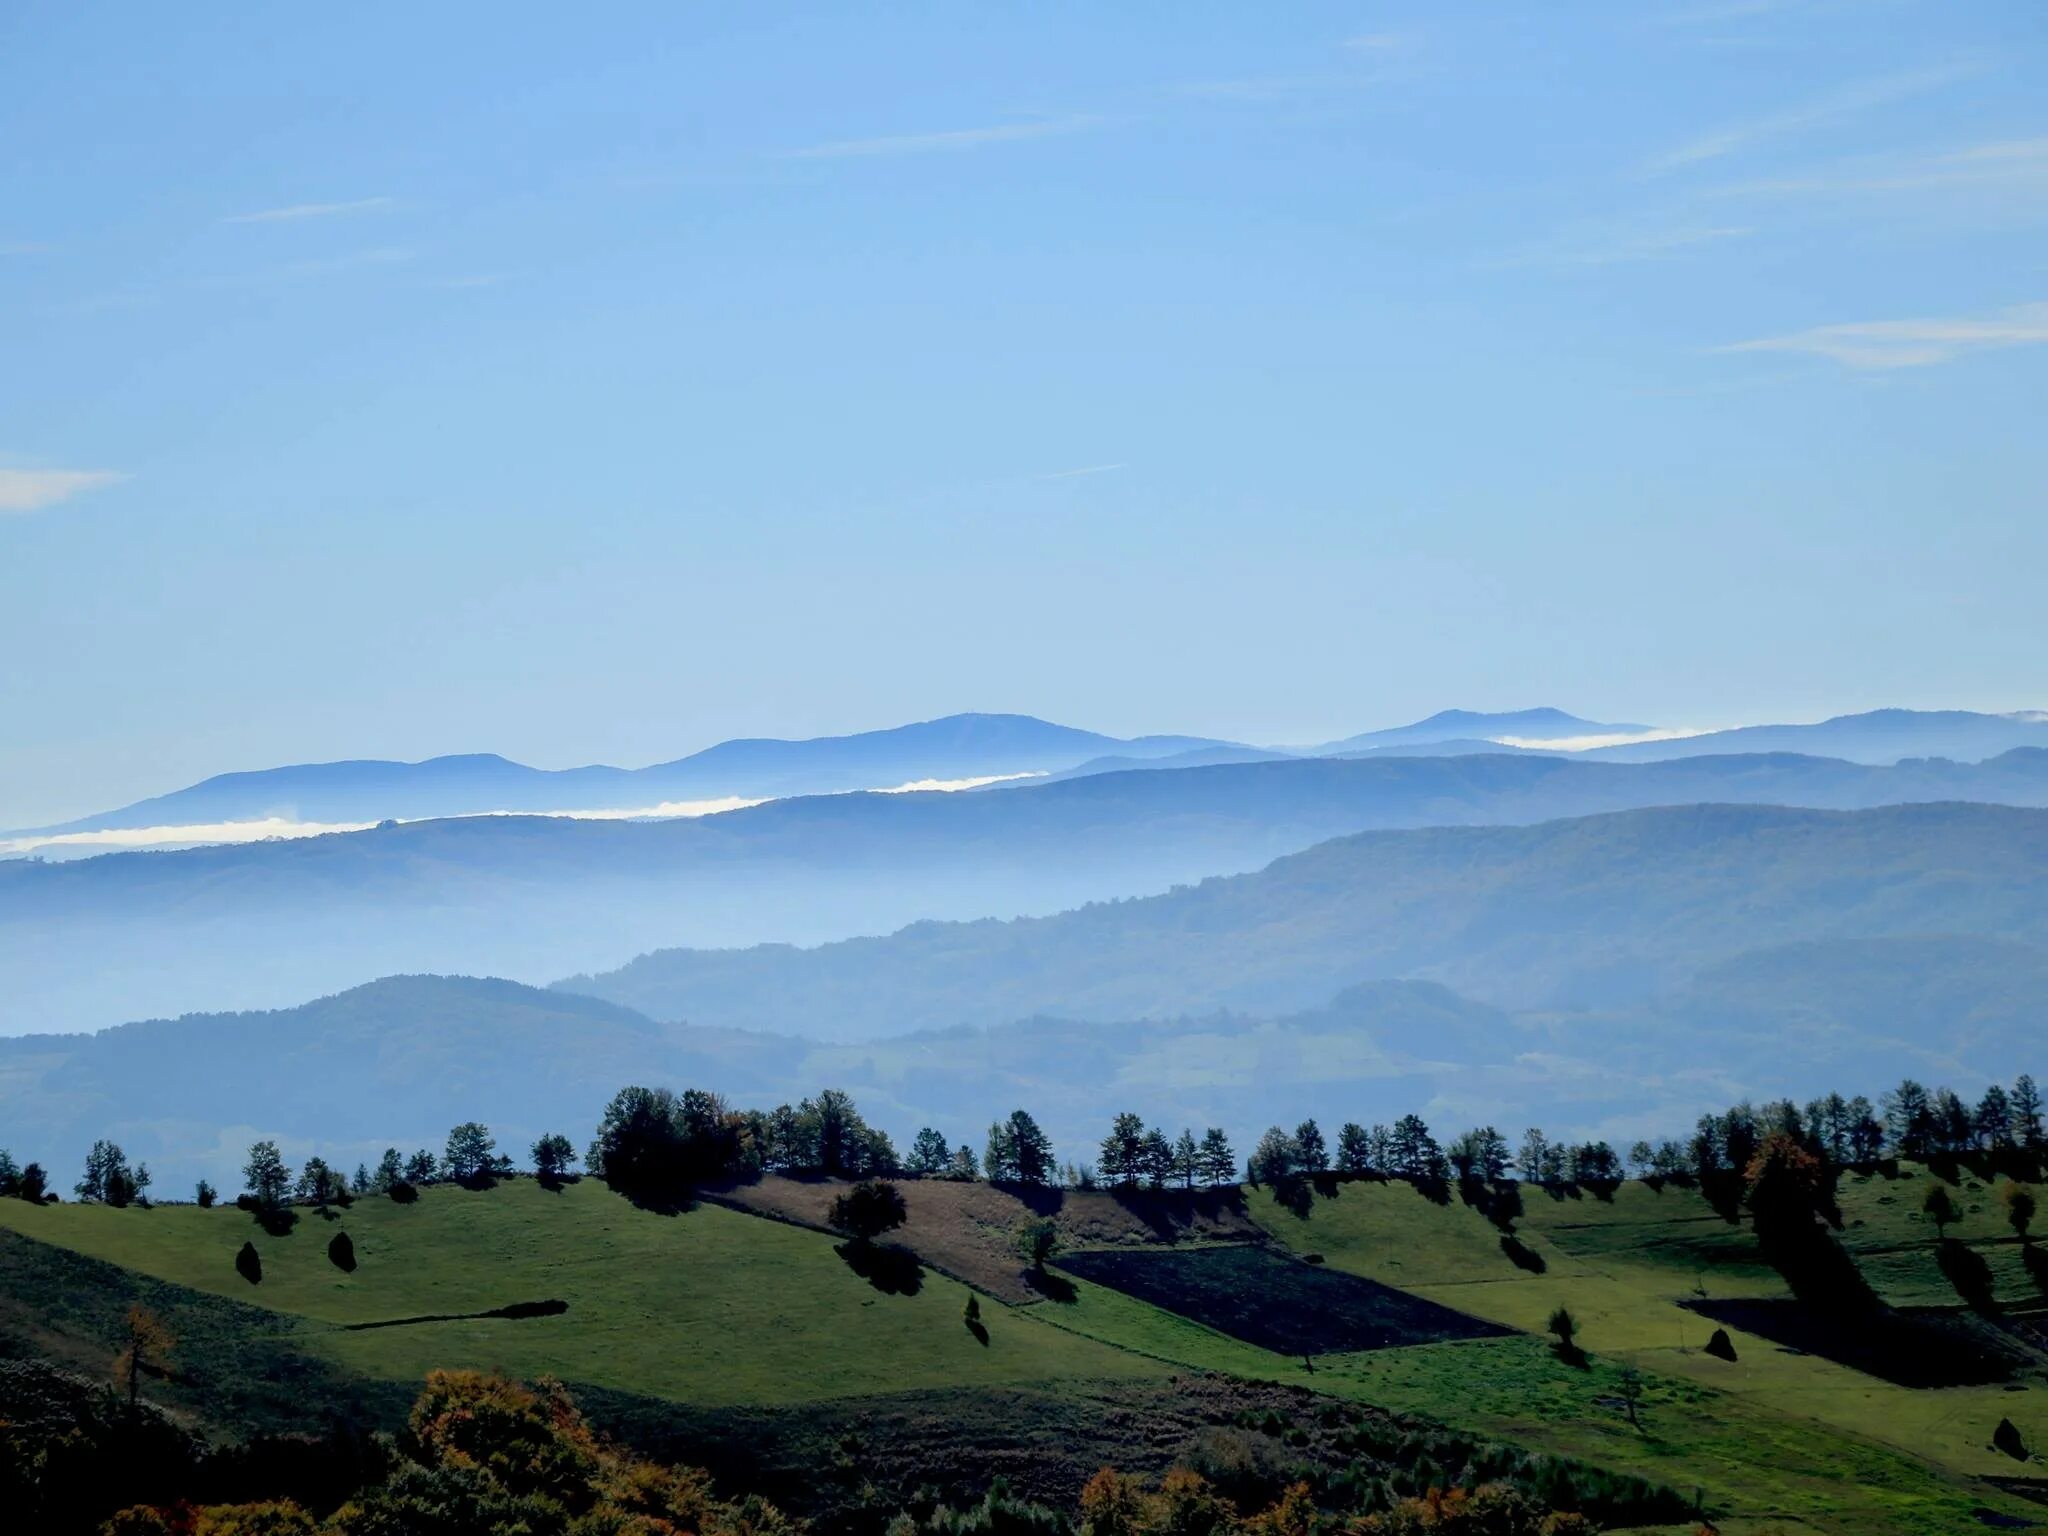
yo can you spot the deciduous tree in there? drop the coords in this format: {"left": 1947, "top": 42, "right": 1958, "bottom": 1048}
{"left": 243, "top": 1140, "right": 291, "bottom": 1211}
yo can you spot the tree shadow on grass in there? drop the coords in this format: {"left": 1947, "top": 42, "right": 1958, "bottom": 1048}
{"left": 1500, "top": 1234, "right": 1546, "bottom": 1273}
{"left": 964, "top": 1317, "right": 989, "bottom": 1346}
{"left": 836, "top": 1240, "right": 923, "bottom": 1296}
{"left": 1023, "top": 1267, "right": 1076, "bottom": 1303}
{"left": 1938, "top": 1238, "right": 1997, "bottom": 1313}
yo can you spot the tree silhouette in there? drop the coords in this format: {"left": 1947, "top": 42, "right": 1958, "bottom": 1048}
{"left": 113, "top": 1304, "right": 174, "bottom": 1413}
{"left": 1922, "top": 1182, "right": 1959, "bottom": 1239}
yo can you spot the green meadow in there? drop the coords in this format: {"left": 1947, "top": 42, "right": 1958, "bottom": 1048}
{"left": 3, "top": 1167, "right": 2044, "bottom": 1535}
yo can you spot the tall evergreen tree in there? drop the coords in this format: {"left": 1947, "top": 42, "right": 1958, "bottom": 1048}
{"left": 2011, "top": 1075, "right": 2044, "bottom": 1151}
{"left": 1198, "top": 1127, "right": 1236, "bottom": 1186}
{"left": 1099, "top": 1112, "right": 1146, "bottom": 1188}
{"left": 1293, "top": 1119, "right": 1329, "bottom": 1173}
{"left": 1336, "top": 1122, "right": 1372, "bottom": 1174}
{"left": 1006, "top": 1109, "right": 1055, "bottom": 1186}
{"left": 1976, "top": 1085, "right": 2014, "bottom": 1150}
{"left": 1883, "top": 1079, "right": 1934, "bottom": 1158}
{"left": 906, "top": 1127, "right": 953, "bottom": 1176}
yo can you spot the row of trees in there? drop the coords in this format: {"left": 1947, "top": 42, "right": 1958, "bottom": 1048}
{"left": 25, "top": 1069, "right": 2043, "bottom": 1215}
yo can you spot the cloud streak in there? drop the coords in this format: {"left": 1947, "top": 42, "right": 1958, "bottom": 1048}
{"left": 0, "top": 468, "right": 125, "bottom": 514}
{"left": 1720, "top": 300, "right": 2048, "bottom": 369}
{"left": 782, "top": 116, "right": 1098, "bottom": 160}
{"left": 1645, "top": 64, "right": 1974, "bottom": 174}
{"left": 223, "top": 197, "right": 393, "bottom": 224}
{"left": 1495, "top": 220, "right": 1753, "bottom": 269}
{"left": 1036, "top": 463, "right": 1127, "bottom": 480}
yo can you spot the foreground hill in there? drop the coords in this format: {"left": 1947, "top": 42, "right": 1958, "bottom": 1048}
{"left": 0, "top": 1168, "right": 2038, "bottom": 1533}
{"left": 562, "top": 800, "right": 2048, "bottom": 1031}
{"left": 12, "top": 748, "right": 2048, "bottom": 1034}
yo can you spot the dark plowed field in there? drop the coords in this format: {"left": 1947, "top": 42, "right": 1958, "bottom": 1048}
{"left": 1055, "top": 1245, "right": 1514, "bottom": 1355}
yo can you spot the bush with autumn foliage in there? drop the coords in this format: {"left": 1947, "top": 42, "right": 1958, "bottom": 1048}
{"left": 1062, "top": 1465, "right": 1595, "bottom": 1536}
{"left": 99, "top": 1370, "right": 798, "bottom": 1536}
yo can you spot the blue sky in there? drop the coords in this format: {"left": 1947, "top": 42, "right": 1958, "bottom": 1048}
{"left": 3, "top": 1, "right": 2045, "bottom": 825}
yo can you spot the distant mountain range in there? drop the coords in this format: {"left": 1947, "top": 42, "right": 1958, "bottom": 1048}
{"left": 1306, "top": 706, "right": 1650, "bottom": 755}
{"left": 12, "top": 713, "right": 1225, "bottom": 839}
{"left": 558, "top": 801, "right": 2048, "bottom": 1033}
{"left": 15, "top": 705, "right": 2047, "bottom": 854}
{"left": 9, "top": 919, "right": 2042, "bottom": 1192}
{"left": 10, "top": 747, "right": 2048, "bottom": 1036}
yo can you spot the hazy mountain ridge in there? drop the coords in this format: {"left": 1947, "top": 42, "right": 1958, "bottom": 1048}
{"left": 8, "top": 928, "right": 2042, "bottom": 1192}
{"left": 558, "top": 800, "right": 2048, "bottom": 1033}
{"left": 22, "top": 704, "right": 2047, "bottom": 848}
{"left": 11, "top": 749, "right": 2048, "bottom": 1036}
{"left": 13, "top": 712, "right": 1228, "bottom": 837}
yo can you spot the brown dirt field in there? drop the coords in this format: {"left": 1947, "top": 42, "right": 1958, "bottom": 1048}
{"left": 700, "top": 1175, "right": 1263, "bottom": 1303}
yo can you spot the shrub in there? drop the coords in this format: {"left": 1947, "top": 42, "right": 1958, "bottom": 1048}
{"left": 328, "top": 1231, "right": 356, "bottom": 1272}
{"left": 195, "top": 1180, "right": 217, "bottom": 1209}
{"left": 2002, "top": 1182, "right": 2037, "bottom": 1242}
{"left": 235, "top": 1241, "right": 262, "bottom": 1285}
{"left": 1013, "top": 1217, "right": 1060, "bottom": 1272}
{"left": 387, "top": 1179, "right": 418, "bottom": 1204}
{"left": 1704, "top": 1327, "right": 1738, "bottom": 1362}
{"left": 828, "top": 1179, "right": 908, "bottom": 1243}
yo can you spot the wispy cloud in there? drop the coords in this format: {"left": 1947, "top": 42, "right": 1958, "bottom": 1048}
{"left": 222, "top": 196, "right": 393, "bottom": 225}
{"left": 1645, "top": 63, "right": 1975, "bottom": 175}
{"left": 781, "top": 116, "right": 1099, "bottom": 160}
{"left": 1719, "top": 300, "right": 2048, "bottom": 369}
{"left": 1036, "top": 463, "right": 1127, "bottom": 480}
{"left": 1650, "top": 0, "right": 1804, "bottom": 29}
{"left": 194, "top": 247, "right": 415, "bottom": 290}
{"left": 1714, "top": 135, "right": 2048, "bottom": 202}
{"left": 1494, "top": 220, "right": 1753, "bottom": 269}
{"left": 0, "top": 468, "right": 125, "bottom": 515}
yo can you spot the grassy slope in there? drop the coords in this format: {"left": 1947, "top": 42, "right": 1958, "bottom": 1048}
{"left": 6, "top": 1171, "right": 2043, "bottom": 1534}
{"left": 1232, "top": 1176, "right": 2046, "bottom": 1533}
{"left": 0, "top": 1180, "right": 1160, "bottom": 1408}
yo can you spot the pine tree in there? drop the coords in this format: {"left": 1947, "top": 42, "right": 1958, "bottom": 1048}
{"left": 1977, "top": 1085, "right": 2014, "bottom": 1150}
{"left": 1293, "top": 1119, "right": 1329, "bottom": 1173}
{"left": 1173, "top": 1129, "right": 1200, "bottom": 1189}
{"left": 1883, "top": 1080, "right": 1934, "bottom": 1158}
{"left": 1099, "top": 1112, "right": 1146, "bottom": 1188}
{"left": 906, "top": 1127, "right": 953, "bottom": 1175}
{"left": 1139, "top": 1127, "right": 1176, "bottom": 1189}
{"left": 1198, "top": 1128, "right": 1236, "bottom": 1186}
{"left": 1006, "top": 1109, "right": 1055, "bottom": 1186}
{"left": 983, "top": 1119, "right": 1016, "bottom": 1182}
{"left": 2011, "top": 1075, "right": 2045, "bottom": 1151}
{"left": 1336, "top": 1122, "right": 1372, "bottom": 1174}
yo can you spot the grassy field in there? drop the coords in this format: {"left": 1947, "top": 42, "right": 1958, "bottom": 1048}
{"left": 0, "top": 1179, "right": 1160, "bottom": 1408}
{"left": 1233, "top": 1173, "right": 2047, "bottom": 1532}
{"left": 4, "top": 1169, "right": 2044, "bottom": 1534}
